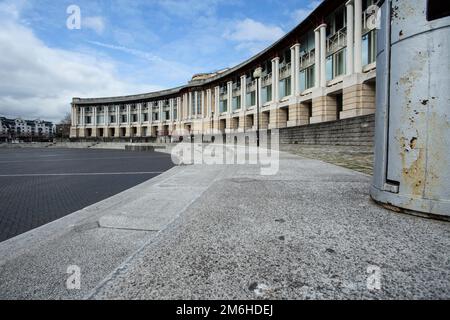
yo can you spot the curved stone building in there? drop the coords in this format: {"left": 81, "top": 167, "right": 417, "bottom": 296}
{"left": 70, "top": 0, "right": 378, "bottom": 142}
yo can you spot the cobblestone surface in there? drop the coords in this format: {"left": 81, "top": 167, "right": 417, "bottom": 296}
{"left": 280, "top": 144, "right": 374, "bottom": 175}
{"left": 0, "top": 148, "right": 174, "bottom": 242}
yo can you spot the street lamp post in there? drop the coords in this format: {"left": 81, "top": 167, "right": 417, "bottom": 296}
{"left": 253, "top": 67, "right": 262, "bottom": 148}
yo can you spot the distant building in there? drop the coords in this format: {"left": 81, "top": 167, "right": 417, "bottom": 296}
{"left": 70, "top": 0, "right": 379, "bottom": 142}
{"left": 0, "top": 117, "right": 55, "bottom": 142}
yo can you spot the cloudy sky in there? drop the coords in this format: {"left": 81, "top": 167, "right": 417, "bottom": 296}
{"left": 0, "top": 0, "right": 321, "bottom": 123}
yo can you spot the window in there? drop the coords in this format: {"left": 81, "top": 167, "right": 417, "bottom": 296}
{"left": 132, "top": 114, "right": 138, "bottom": 122}
{"left": 97, "top": 115, "right": 104, "bottom": 124}
{"left": 427, "top": 0, "right": 450, "bottom": 21}
{"left": 143, "top": 113, "right": 148, "bottom": 122}
{"left": 326, "top": 48, "right": 346, "bottom": 81}
{"left": 334, "top": 7, "right": 345, "bottom": 32}
{"left": 232, "top": 96, "right": 241, "bottom": 111}
{"left": 110, "top": 115, "right": 116, "bottom": 123}
{"left": 299, "top": 65, "right": 315, "bottom": 92}
{"left": 121, "top": 115, "right": 127, "bottom": 123}
{"left": 85, "top": 116, "right": 92, "bottom": 124}
{"left": 262, "top": 85, "right": 272, "bottom": 104}
{"left": 335, "top": 49, "right": 346, "bottom": 76}
{"left": 362, "top": 30, "right": 377, "bottom": 65}
{"left": 279, "top": 77, "right": 291, "bottom": 99}
{"left": 219, "top": 100, "right": 228, "bottom": 113}
{"left": 246, "top": 91, "right": 256, "bottom": 107}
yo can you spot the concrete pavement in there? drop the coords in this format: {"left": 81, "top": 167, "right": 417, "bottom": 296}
{"left": 0, "top": 150, "right": 449, "bottom": 299}
{"left": 89, "top": 152, "right": 450, "bottom": 300}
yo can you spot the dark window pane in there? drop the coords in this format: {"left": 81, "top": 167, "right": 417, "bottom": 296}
{"left": 427, "top": 0, "right": 450, "bottom": 21}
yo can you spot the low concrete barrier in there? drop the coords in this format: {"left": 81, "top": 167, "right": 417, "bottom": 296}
{"left": 125, "top": 145, "right": 155, "bottom": 152}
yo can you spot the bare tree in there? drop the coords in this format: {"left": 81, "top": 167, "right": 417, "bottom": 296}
{"left": 60, "top": 112, "right": 72, "bottom": 125}
{"left": 57, "top": 112, "right": 72, "bottom": 139}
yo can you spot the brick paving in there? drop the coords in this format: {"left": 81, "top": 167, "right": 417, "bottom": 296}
{"left": 0, "top": 148, "right": 174, "bottom": 242}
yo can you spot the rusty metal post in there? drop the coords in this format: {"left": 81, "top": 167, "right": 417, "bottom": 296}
{"left": 371, "top": 0, "right": 450, "bottom": 218}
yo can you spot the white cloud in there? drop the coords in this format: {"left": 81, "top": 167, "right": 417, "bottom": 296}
{"left": 0, "top": 12, "right": 161, "bottom": 122}
{"left": 292, "top": 0, "right": 322, "bottom": 24}
{"left": 83, "top": 16, "right": 105, "bottom": 35}
{"left": 87, "top": 41, "right": 195, "bottom": 82}
{"left": 223, "top": 18, "right": 285, "bottom": 55}
{"left": 224, "top": 18, "right": 284, "bottom": 42}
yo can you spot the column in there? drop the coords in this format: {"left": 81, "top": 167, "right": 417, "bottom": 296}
{"left": 214, "top": 86, "right": 220, "bottom": 115}
{"left": 240, "top": 75, "right": 246, "bottom": 109}
{"left": 93, "top": 107, "right": 97, "bottom": 126}
{"left": 354, "top": 0, "right": 362, "bottom": 73}
{"left": 227, "top": 81, "right": 233, "bottom": 114}
{"left": 319, "top": 24, "right": 327, "bottom": 88}
{"left": 126, "top": 104, "right": 131, "bottom": 125}
{"left": 206, "top": 89, "right": 212, "bottom": 117}
{"left": 346, "top": 0, "right": 354, "bottom": 75}
{"left": 71, "top": 105, "right": 75, "bottom": 126}
{"left": 194, "top": 92, "right": 198, "bottom": 117}
{"left": 105, "top": 106, "right": 109, "bottom": 126}
{"left": 291, "top": 43, "right": 300, "bottom": 96}
{"left": 170, "top": 99, "right": 174, "bottom": 121}
{"left": 201, "top": 91, "right": 205, "bottom": 117}
{"left": 271, "top": 57, "right": 280, "bottom": 102}
{"left": 159, "top": 101, "right": 163, "bottom": 122}
{"left": 177, "top": 97, "right": 181, "bottom": 122}
{"left": 314, "top": 27, "right": 321, "bottom": 88}
{"left": 188, "top": 92, "right": 192, "bottom": 118}
{"left": 75, "top": 107, "right": 79, "bottom": 126}
{"left": 138, "top": 103, "right": 142, "bottom": 124}
{"left": 184, "top": 93, "right": 188, "bottom": 120}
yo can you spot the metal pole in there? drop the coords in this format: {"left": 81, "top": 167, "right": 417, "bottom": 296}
{"left": 256, "top": 78, "right": 260, "bottom": 148}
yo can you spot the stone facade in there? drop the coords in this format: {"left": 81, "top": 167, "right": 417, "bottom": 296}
{"left": 70, "top": 0, "right": 379, "bottom": 143}
{"left": 279, "top": 114, "right": 375, "bottom": 146}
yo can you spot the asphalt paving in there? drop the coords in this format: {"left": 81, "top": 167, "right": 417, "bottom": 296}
{"left": 0, "top": 148, "right": 174, "bottom": 242}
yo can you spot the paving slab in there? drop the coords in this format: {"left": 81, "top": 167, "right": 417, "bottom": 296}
{"left": 0, "top": 164, "right": 225, "bottom": 299}
{"left": 89, "top": 153, "right": 450, "bottom": 300}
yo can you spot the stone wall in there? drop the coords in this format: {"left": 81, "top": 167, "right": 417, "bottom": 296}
{"left": 279, "top": 114, "right": 375, "bottom": 146}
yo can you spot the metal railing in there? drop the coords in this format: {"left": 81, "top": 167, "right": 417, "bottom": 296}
{"left": 279, "top": 62, "right": 291, "bottom": 79}
{"left": 246, "top": 80, "right": 256, "bottom": 92}
{"left": 327, "top": 28, "right": 347, "bottom": 54}
{"left": 299, "top": 49, "right": 315, "bottom": 70}
{"left": 262, "top": 73, "right": 272, "bottom": 87}
{"left": 232, "top": 87, "right": 241, "bottom": 97}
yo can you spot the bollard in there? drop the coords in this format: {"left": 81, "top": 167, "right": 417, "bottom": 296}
{"left": 370, "top": 0, "right": 450, "bottom": 218}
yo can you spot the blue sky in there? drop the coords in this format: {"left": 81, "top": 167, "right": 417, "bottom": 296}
{"left": 0, "top": 0, "right": 321, "bottom": 122}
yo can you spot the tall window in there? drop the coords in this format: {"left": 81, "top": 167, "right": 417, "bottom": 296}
{"left": 219, "top": 100, "right": 227, "bottom": 113}
{"left": 326, "top": 48, "right": 346, "bottom": 81}
{"left": 262, "top": 85, "right": 272, "bottom": 104}
{"left": 279, "top": 77, "right": 291, "bottom": 99}
{"left": 299, "top": 65, "right": 315, "bottom": 92}
{"left": 246, "top": 91, "right": 256, "bottom": 107}
{"left": 232, "top": 96, "right": 241, "bottom": 111}
{"left": 362, "top": 30, "right": 377, "bottom": 66}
